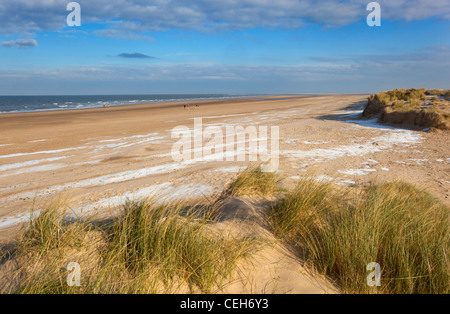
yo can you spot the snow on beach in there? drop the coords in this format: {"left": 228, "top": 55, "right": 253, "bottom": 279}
{"left": 0, "top": 98, "right": 435, "bottom": 230}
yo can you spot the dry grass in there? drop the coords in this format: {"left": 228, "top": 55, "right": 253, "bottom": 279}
{"left": 363, "top": 88, "right": 450, "bottom": 130}
{"left": 270, "top": 179, "right": 449, "bottom": 294}
{"left": 0, "top": 198, "right": 258, "bottom": 294}
{"left": 1, "top": 168, "right": 448, "bottom": 294}
{"left": 223, "top": 165, "right": 282, "bottom": 197}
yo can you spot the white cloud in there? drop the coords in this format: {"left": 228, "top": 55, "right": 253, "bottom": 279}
{"left": 0, "top": 46, "right": 448, "bottom": 94}
{"left": 0, "top": 0, "right": 448, "bottom": 35}
{"left": 0, "top": 38, "right": 38, "bottom": 48}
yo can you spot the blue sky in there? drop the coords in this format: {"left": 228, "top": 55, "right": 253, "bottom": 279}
{"left": 0, "top": 0, "right": 449, "bottom": 95}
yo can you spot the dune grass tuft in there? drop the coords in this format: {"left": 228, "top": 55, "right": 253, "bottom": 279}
{"left": 363, "top": 88, "right": 450, "bottom": 130}
{"left": 270, "top": 179, "right": 449, "bottom": 294}
{"left": 224, "top": 165, "right": 282, "bottom": 197}
{"left": 0, "top": 198, "right": 258, "bottom": 294}
{"left": 107, "top": 199, "right": 256, "bottom": 293}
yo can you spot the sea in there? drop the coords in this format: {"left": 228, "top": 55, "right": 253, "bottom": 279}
{"left": 0, "top": 94, "right": 260, "bottom": 114}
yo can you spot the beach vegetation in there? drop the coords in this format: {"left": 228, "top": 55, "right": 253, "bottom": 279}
{"left": 363, "top": 88, "right": 450, "bottom": 130}
{"left": 0, "top": 199, "right": 258, "bottom": 294}
{"left": 270, "top": 179, "right": 449, "bottom": 294}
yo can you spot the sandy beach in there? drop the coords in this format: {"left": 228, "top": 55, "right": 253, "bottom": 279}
{"left": 1, "top": 94, "right": 449, "bottom": 233}
{"left": 1, "top": 0, "right": 448, "bottom": 297}
{"left": 0, "top": 94, "right": 449, "bottom": 293}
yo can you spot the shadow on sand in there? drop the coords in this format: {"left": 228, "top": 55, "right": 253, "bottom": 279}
{"left": 316, "top": 100, "right": 424, "bottom": 132}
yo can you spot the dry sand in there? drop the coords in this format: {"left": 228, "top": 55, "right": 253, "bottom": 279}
{"left": 0, "top": 94, "right": 449, "bottom": 293}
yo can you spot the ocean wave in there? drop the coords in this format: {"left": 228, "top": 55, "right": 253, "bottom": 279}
{"left": 0, "top": 94, "right": 261, "bottom": 114}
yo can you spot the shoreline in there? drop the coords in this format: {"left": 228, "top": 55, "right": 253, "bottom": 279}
{"left": 0, "top": 95, "right": 303, "bottom": 119}
{"left": 0, "top": 94, "right": 365, "bottom": 116}
{"left": 0, "top": 94, "right": 300, "bottom": 116}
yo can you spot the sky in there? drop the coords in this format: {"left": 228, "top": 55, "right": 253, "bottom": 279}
{"left": 0, "top": 0, "right": 449, "bottom": 95}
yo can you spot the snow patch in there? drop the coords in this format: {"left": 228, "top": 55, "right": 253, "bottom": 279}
{"left": 338, "top": 169, "right": 377, "bottom": 176}
{"left": 0, "top": 146, "right": 87, "bottom": 159}
{"left": 214, "top": 167, "right": 246, "bottom": 173}
{"left": 0, "top": 156, "right": 67, "bottom": 172}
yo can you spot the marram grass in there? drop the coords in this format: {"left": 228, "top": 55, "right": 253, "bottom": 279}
{"left": 270, "top": 179, "right": 449, "bottom": 294}
{"left": 224, "top": 165, "right": 282, "bottom": 197}
{"left": 0, "top": 198, "right": 258, "bottom": 294}
{"left": 1, "top": 168, "right": 448, "bottom": 294}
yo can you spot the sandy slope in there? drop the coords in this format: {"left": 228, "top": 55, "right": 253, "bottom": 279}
{"left": 212, "top": 197, "right": 338, "bottom": 294}
{"left": 0, "top": 94, "right": 448, "bottom": 293}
